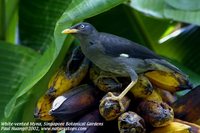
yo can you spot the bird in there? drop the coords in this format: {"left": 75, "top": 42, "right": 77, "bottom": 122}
{"left": 61, "top": 22, "right": 189, "bottom": 111}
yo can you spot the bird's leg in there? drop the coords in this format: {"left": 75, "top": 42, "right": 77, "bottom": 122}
{"left": 103, "top": 70, "right": 138, "bottom": 112}
{"left": 104, "top": 80, "right": 137, "bottom": 112}
{"left": 118, "top": 80, "right": 137, "bottom": 99}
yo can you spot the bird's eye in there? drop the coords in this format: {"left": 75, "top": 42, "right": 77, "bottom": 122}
{"left": 80, "top": 24, "right": 85, "bottom": 29}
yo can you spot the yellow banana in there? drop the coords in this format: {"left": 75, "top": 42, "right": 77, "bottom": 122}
{"left": 47, "top": 66, "right": 87, "bottom": 97}
{"left": 145, "top": 89, "right": 163, "bottom": 102}
{"left": 151, "top": 119, "right": 200, "bottom": 133}
{"left": 175, "top": 119, "right": 200, "bottom": 133}
{"left": 34, "top": 95, "right": 54, "bottom": 121}
{"left": 46, "top": 47, "right": 90, "bottom": 98}
{"left": 130, "top": 75, "right": 153, "bottom": 99}
{"left": 151, "top": 122, "right": 192, "bottom": 133}
{"left": 130, "top": 75, "right": 162, "bottom": 102}
{"left": 144, "top": 70, "right": 191, "bottom": 92}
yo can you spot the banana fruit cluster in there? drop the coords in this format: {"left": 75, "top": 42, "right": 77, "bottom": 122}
{"left": 34, "top": 47, "right": 90, "bottom": 121}
{"left": 34, "top": 46, "right": 200, "bottom": 133}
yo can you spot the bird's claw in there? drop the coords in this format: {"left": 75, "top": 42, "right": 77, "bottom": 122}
{"left": 104, "top": 92, "right": 125, "bottom": 112}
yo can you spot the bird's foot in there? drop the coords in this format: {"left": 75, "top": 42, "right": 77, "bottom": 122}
{"left": 102, "top": 80, "right": 137, "bottom": 112}
{"left": 104, "top": 92, "right": 126, "bottom": 112}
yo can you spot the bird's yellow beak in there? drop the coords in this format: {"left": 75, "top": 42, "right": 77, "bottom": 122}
{"left": 61, "top": 28, "right": 79, "bottom": 34}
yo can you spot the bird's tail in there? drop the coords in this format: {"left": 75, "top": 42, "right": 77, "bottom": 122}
{"left": 154, "top": 59, "right": 187, "bottom": 77}
{"left": 144, "top": 59, "right": 192, "bottom": 92}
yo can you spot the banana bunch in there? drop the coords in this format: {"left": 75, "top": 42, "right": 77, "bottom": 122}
{"left": 90, "top": 63, "right": 192, "bottom": 94}
{"left": 34, "top": 46, "right": 200, "bottom": 133}
{"left": 34, "top": 46, "right": 90, "bottom": 121}
{"left": 89, "top": 64, "right": 198, "bottom": 132}
{"left": 47, "top": 47, "right": 90, "bottom": 98}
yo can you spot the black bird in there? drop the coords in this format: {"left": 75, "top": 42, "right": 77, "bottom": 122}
{"left": 62, "top": 22, "right": 188, "bottom": 111}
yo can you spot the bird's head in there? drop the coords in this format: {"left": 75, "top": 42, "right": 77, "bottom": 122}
{"left": 62, "top": 22, "right": 98, "bottom": 38}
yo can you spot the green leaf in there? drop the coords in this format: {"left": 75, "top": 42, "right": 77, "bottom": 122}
{"left": 5, "top": 0, "right": 18, "bottom": 43}
{"left": 165, "top": 0, "right": 200, "bottom": 11}
{"left": 19, "top": 0, "right": 71, "bottom": 52}
{"left": 5, "top": 0, "right": 127, "bottom": 120}
{"left": 5, "top": 11, "right": 18, "bottom": 43}
{"left": 0, "top": 0, "right": 6, "bottom": 40}
{"left": 5, "top": 0, "right": 73, "bottom": 119}
{"left": 129, "top": 0, "right": 165, "bottom": 18}
{"left": 130, "top": 0, "right": 200, "bottom": 26}
{"left": 0, "top": 42, "right": 40, "bottom": 121}
{"left": 164, "top": 7, "right": 200, "bottom": 26}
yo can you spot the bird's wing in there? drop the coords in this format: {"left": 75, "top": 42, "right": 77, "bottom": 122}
{"left": 99, "top": 33, "right": 161, "bottom": 59}
{"left": 98, "top": 33, "right": 187, "bottom": 75}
